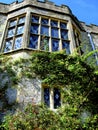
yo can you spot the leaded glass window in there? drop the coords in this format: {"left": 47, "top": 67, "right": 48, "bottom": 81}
{"left": 43, "top": 87, "right": 61, "bottom": 109}
{"left": 62, "top": 41, "right": 70, "bottom": 54}
{"left": 29, "top": 35, "right": 38, "bottom": 49}
{"left": 14, "top": 37, "right": 22, "bottom": 50}
{"left": 52, "top": 39, "right": 59, "bottom": 51}
{"left": 51, "top": 28, "right": 58, "bottom": 38}
{"left": 30, "top": 25, "right": 39, "bottom": 34}
{"left": 4, "top": 40, "right": 13, "bottom": 52}
{"left": 41, "top": 18, "right": 48, "bottom": 25}
{"left": 7, "top": 28, "right": 15, "bottom": 38}
{"left": 61, "top": 30, "right": 68, "bottom": 40}
{"left": 44, "top": 88, "right": 50, "bottom": 107}
{"left": 41, "top": 26, "right": 49, "bottom": 36}
{"left": 40, "top": 36, "right": 49, "bottom": 51}
{"left": 3, "top": 15, "right": 25, "bottom": 52}
{"left": 31, "top": 16, "right": 39, "bottom": 23}
{"left": 60, "top": 22, "right": 67, "bottom": 29}
{"left": 17, "top": 26, "right": 24, "bottom": 35}
{"left": 54, "top": 88, "right": 61, "bottom": 109}
{"left": 51, "top": 20, "right": 58, "bottom": 27}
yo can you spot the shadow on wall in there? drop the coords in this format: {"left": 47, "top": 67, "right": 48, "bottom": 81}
{"left": 0, "top": 72, "right": 17, "bottom": 123}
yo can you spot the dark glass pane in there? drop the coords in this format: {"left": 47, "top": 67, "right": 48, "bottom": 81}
{"left": 51, "top": 20, "right": 58, "bottom": 27}
{"left": 7, "top": 28, "right": 15, "bottom": 37}
{"left": 60, "top": 22, "right": 67, "bottom": 29}
{"left": 52, "top": 39, "right": 59, "bottom": 51}
{"left": 40, "top": 36, "right": 49, "bottom": 51}
{"left": 41, "top": 26, "right": 49, "bottom": 36}
{"left": 41, "top": 18, "right": 48, "bottom": 25}
{"left": 51, "top": 28, "right": 58, "bottom": 38}
{"left": 62, "top": 41, "right": 70, "bottom": 54}
{"left": 61, "top": 30, "right": 68, "bottom": 40}
{"left": 54, "top": 88, "right": 61, "bottom": 109}
{"left": 4, "top": 40, "right": 13, "bottom": 52}
{"left": 30, "top": 25, "right": 39, "bottom": 34}
{"left": 29, "top": 35, "right": 38, "bottom": 49}
{"left": 44, "top": 88, "right": 50, "bottom": 107}
{"left": 17, "top": 26, "right": 24, "bottom": 35}
{"left": 31, "top": 16, "right": 39, "bottom": 23}
{"left": 14, "top": 37, "right": 22, "bottom": 50}
{"left": 19, "top": 17, "right": 25, "bottom": 24}
{"left": 9, "top": 20, "right": 17, "bottom": 27}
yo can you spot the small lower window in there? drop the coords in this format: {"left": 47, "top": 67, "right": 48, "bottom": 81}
{"left": 43, "top": 87, "right": 61, "bottom": 109}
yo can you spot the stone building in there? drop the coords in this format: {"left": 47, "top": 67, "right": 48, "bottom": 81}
{"left": 0, "top": 0, "right": 98, "bottom": 114}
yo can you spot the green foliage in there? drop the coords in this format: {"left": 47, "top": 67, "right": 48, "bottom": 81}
{"left": 0, "top": 51, "right": 98, "bottom": 129}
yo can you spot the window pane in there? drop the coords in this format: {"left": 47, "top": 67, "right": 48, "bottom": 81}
{"left": 14, "top": 37, "right": 22, "bottom": 50}
{"left": 9, "top": 20, "right": 17, "bottom": 27}
{"left": 30, "top": 25, "right": 39, "bottom": 34}
{"left": 4, "top": 40, "right": 13, "bottom": 52}
{"left": 52, "top": 39, "right": 59, "bottom": 51}
{"left": 44, "top": 88, "right": 50, "bottom": 107}
{"left": 19, "top": 17, "right": 25, "bottom": 24}
{"left": 31, "top": 16, "right": 39, "bottom": 23}
{"left": 17, "top": 26, "right": 24, "bottom": 35}
{"left": 41, "top": 18, "right": 48, "bottom": 25}
{"left": 29, "top": 35, "right": 38, "bottom": 49}
{"left": 7, "top": 28, "right": 15, "bottom": 37}
{"left": 51, "top": 20, "right": 58, "bottom": 27}
{"left": 62, "top": 41, "right": 70, "bottom": 54}
{"left": 54, "top": 88, "right": 61, "bottom": 109}
{"left": 40, "top": 37, "right": 49, "bottom": 51}
{"left": 41, "top": 26, "right": 49, "bottom": 36}
{"left": 51, "top": 28, "right": 58, "bottom": 38}
{"left": 60, "top": 22, "right": 67, "bottom": 29}
{"left": 61, "top": 30, "right": 68, "bottom": 40}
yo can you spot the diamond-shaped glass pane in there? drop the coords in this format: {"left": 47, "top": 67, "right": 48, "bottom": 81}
{"left": 9, "top": 20, "right": 17, "bottom": 27}
{"left": 51, "top": 20, "right": 58, "bottom": 27}
{"left": 52, "top": 39, "right": 59, "bottom": 51}
{"left": 4, "top": 40, "right": 13, "bottom": 52}
{"left": 60, "top": 22, "right": 67, "bottom": 29}
{"left": 30, "top": 25, "right": 39, "bottom": 34}
{"left": 61, "top": 30, "right": 68, "bottom": 40}
{"left": 62, "top": 41, "right": 70, "bottom": 54}
{"left": 7, "top": 28, "right": 15, "bottom": 37}
{"left": 31, "top": 16, "right": 39, "bottom": 23}
{"left": 41, "top": 18, "right": 48, "bottom": 25}
{"left": 19, "top": 17, "right": 25, "bottom": 24}
{"left": 14, "top": 37, "right": 22, "bottom": 50}
{"left": 44, "top": 88, "right": 50, "bottom": 107}
{"left": 54, "top": 88, "right": 61, "bottom": 109}
{"left": 17, "top": 26, "right": 24, "bottom": 35}
{"left": 41, "top": 26, "right": 49, "bottom": 36}
{"left": 29, "top": 35, "right": 38, "bottom": 49}
{"left": 51, "top": 28, "right": 58, "bottom": 38}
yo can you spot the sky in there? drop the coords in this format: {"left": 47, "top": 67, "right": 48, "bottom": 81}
{"left": 0, "top": 0, "right": 98, "bottom": 25}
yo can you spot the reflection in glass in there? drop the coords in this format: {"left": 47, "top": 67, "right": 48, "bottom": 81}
{"left": 62, "top": 41, "right": 70, "bottom": 54}
{"left": 4, "top": 40, "right": 13, "bottom": 52}
{"left": 19, "top": 17, "right": 25, "bottom": 24}
{"left": 9, "top": 20, "right": 17, "bottom": 27}
{"left": 61, "top": 30, "right": 68, "bottom": 40}
{"left": 40, "top": 36, "right": 49, "bottom": 51}
{"left": 17, "top": 26, "right": 24, "bottom": 35}
{"left": 31, "top": 16, "right": 39, "bottom": 23}
{"left": 41, "top": 26, "right": 49, "bottom": 36}
{"left": 54, "top": 88, "right": 61, "bottom": 109}
{"left": 52, "top": 39, "right": 59, "bottom": 51}
{"left": 29, "top": 35, "right": 38, "bottom": 49}
{"left": 60, "top": 22, "right": 67, "bottom": 29}
{"left": 51, "top": 20, "right": 58, "bottom": 27}
{"left": 14, "top": 37, "right": 22, "bottom": 50}
{"left": 44, "top": 88, "right": 50, "bottom": 107}
{"left": 7, "top": 28, "right": 15, "bottom": 37}
{"left": 30, "top": 25, "right": 39, "bottom": 34}
{"left": 51, "top": 28, "right": 58, "bottom": 38}
{"left": 41, "top": 18, "right": 48, "bottom": 25}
